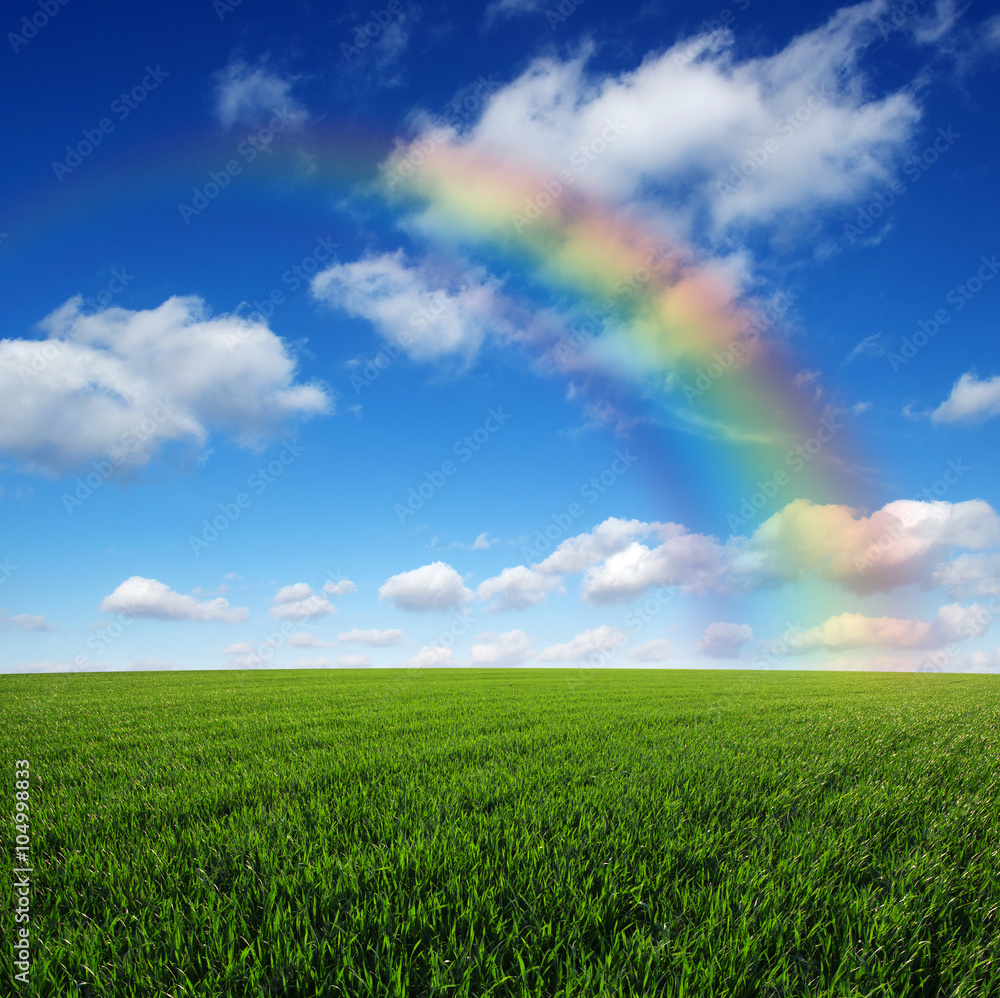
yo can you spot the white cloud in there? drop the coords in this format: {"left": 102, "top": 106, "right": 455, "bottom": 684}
{"left": 402, "top": 644, "right": 456, "bottom": 667}
{"left": 398, "top": 2, "right": 921, "bottom": 234}
{"left": 697, "top": 622, "right": 753, "bottom": 658}
{"left": 0, "top": 296, "right": 329, "bottom": 476}
{"left": 101, "top": 577, "right": 249, "bottom": 622}
{"left": 932, "top": 553, "right": 1000, "bottom": 598}
{"left": 469, "top": 629, "right": 533, "bottom": 665}
{"left": 288, "top": 632, "right": 336, "bottom": 648}
{"left": 274, "top": 583, "right": 313, "bottom": 604}
{"left": 931, "top": 372, "right": 1000, "bottom": 424}
{"left": 0, "top": 611, "right": 53, "bottom": 632}
{"left": 452, "top": 532, "right": 497, "bottom": 550}
{"left": 464, "top": 501, "right": 1000, "bottom": 610}
{"left": 477, "top": 566, "right": 563, "bottom": 611}
{"left": 751, "top": 497, "right": 1000, "bottom": 594}
{"left": 783, "top": 603, "right": 993, "bottom": 654}
{"left": 379, "top": 562, "right": 474, "bottom": 611}
{"left": 537, "top": 625, "right": 627, "bottom": 662}
{"left": 323, "top": 578, "right": 358, "bottom": 596}
{"left": 312, "top": 251, "right": 507, "bottom": 361}
{"left": 629, "top": 638, "right": 674, "bottom": 662}
{"left": 212, "top": 58, "right": 307, "bottom": 129}
{"left": 581, "top": 529, "right": 733, "bottom": 604}
{"left": 269, "top": 595, "right": 335, "bottom": 621}
{"left": 536, "top": 518, "right": 660, "bottom": 575}
{"left": 337, "top": 627, "right": 405, "bottom": 646}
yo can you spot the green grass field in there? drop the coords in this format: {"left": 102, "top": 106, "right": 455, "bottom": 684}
{"left": 2, "top": 668, "right": 998, "bottom": 997}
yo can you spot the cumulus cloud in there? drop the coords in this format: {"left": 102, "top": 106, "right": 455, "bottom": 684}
{"left": 932, "top": 553, "right": 1000, "bottom": 598}
{"left": 337, "top": 627, "right": 405, "bottom": 646}
{"left": 477, "top": 566, "right": 563, "bottom": 611}
{"left": 402, "top": 644, "right": 456, "bottom": 667}
{"left": 537, "top": 625, "right": 627, "bottom": 662}
{"left": 696, "top": 622, "right": 753, "bottom": 658}
{"left": 274, "top": 583, "right": 313, "bottom": 604}
{"left": 379, "top": 562, "right": 474, "bottom": 611}
{"left": 323, "top": 578, "right": 358, "bottom": 596}
{"left": 395, "top": 2, "right": 921, "bottom": 235}
{"left": 469, "top": 629, "right": 533, "bottom": 665}
{"left": 931, "top": 372, "right": 1000, "bottom": 424}
{"left": 0, "top": 296, "right": 329, "bottom": 476}
{"left": 312, "top": 251, "right": 507, "bottom": 361}
{"left": 212, "top": 58, "right": 307, "bottom": 129}
{"left": 629, "top": 638, "right": 674, "bottom": 662}
{"left": 752, "top": 497, "right": 1000, "bottom": 594}
{"left": 0, "top": 611, "right": 53, "bottom": 632}
{"left": 101, "top": 577, "right": 249, "bottom": 622}
{"left": 267, "top": 584, "right": 335, "bottom": 621}
{"left": 536, "top": 518, "right": 660, "bottom": 575}
{"left": 782, "top": 603, "right": 994, "bottom": 655}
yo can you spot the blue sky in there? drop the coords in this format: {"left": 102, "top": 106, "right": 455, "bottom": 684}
{"left": 2, "top": 0, "right": 999, "bottom": 674}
